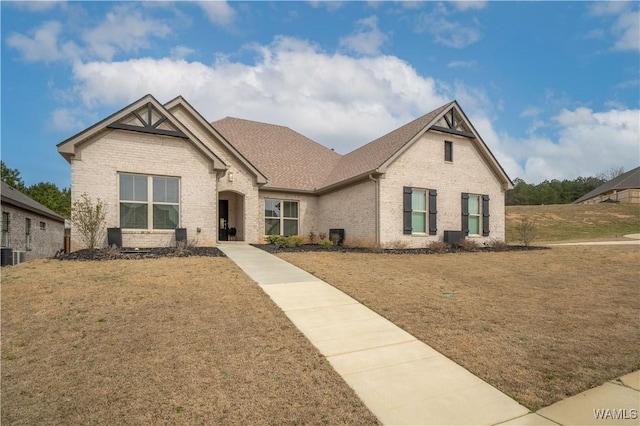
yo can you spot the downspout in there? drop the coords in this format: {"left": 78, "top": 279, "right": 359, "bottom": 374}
{"left": 368, "top": 174, "right": 380, "bottom": 246}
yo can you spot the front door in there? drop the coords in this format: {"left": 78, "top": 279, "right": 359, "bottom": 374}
{"left": 219, "top": 200, "right": 229, "bottom": 241}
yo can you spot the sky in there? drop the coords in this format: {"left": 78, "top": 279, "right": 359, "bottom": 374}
{"left": 1, "top": 0, "right": 639, "bottom": 190}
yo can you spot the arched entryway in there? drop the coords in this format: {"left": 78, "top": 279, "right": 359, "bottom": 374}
{"left": 218, "top": 190, "right": 245, "bottom": 241}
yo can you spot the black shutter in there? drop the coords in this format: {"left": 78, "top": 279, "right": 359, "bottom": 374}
{"left": 403, "top": 186, "right": 412, "bottom": 234}
{"left": 461, "top": 193, "right": 469, "bottom": 235}
{"left": 428, "top": 189, "right": 437, "bottom": 235}
{"left": 482, "top": 194, "right": 490, "bottom": 236}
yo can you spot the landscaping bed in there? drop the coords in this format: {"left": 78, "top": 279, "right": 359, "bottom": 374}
{"left": 57, "top": 246, "right": 225, "bottom": 261}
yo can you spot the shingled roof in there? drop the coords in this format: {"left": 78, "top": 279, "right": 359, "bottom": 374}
{"left": 573, "top": 166, "right": 640, "bottom": 203}
{"left": 211, "top": 100, "right": 510, "bottom": 193}
{"left": 212, "top": 117, "right": 342, "bottom": 191}
{"left": 1, "top": 181, "right": 65, "bottom": 222}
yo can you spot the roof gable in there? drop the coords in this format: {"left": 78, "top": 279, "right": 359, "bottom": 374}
{"left": 212, "top": 117, "right": 342, "bottom": 191}
{"left": 1, "top": 182, "right": 65, "bottom": 222}
{"left": 57, "top": 94, "right": 227, "bottom": 171}
{"left": 164, "top": 96, "right": 268, "bottom": 185}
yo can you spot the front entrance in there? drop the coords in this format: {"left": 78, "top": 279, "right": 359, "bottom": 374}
{"left": 218, "top": 200, "right": 229, "bottom": 241}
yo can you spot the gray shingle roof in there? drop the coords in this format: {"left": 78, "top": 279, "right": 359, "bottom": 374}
{"left": 212, "top": 117, "right": 342, "bottom": 191}
{"left": 573, "top": 166, "right": 640, "bottom": 203}
{"left": 1, "top": 181, "right": 65, "bottom": 222}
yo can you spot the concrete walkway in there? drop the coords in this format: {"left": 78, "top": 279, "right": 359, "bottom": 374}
{"left": 218, "top": 243, "right": 640, "bottom": 425}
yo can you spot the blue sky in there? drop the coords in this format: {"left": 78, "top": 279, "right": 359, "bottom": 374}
{"left": 1, "top": 1, "right": 639, "bottom": 190}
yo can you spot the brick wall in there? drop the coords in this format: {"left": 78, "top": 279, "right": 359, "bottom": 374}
{"left": 258, "top": 191, "right": 319, "bottom": 241}
{"left": 71, "top": 129, "right": 218, "bottom": 249}
{"left": 1, "top": 204, "right": 65, "bottom": 261}
{"left": 379, "top": 130, "right": 507, "bottom": 248}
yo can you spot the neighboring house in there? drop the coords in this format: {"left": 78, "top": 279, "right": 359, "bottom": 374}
{"left": 57, "top": 94, "right": 513, "bottom": 250}
{"left": 1, "top": 181, "right": 66, "bottom": 263}
{"left": 573, "top": 166, "right": 640, "bottom": 204}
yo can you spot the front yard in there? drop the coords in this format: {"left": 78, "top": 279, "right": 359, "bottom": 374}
{"left": 280, "top": 245, "right": 640, "bottom": 410}
{"left": 1, "top": 257, "right": 379, "bottom": 425}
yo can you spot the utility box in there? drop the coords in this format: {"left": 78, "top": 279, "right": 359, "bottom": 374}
{"left": 444, "top": 230, "right": 466, "bottom": 247}
{"left": 107, "top": 228, "right": 122, "bottom": 248}
{"left": 329, "top": 228, "right": 345, "bottom": 246}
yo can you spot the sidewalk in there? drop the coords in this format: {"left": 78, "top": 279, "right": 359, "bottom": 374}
{"left": 218, "top": 243, "right": 640, "bottom": 425}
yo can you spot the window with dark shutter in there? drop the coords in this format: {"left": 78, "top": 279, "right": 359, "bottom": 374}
{"left": 403, "top": 186, "right": 412, "bottom": 234}
{"left": 429, "top": 189, "right": 437, "bottom": 235}
{"left": 445, "top": 141, "right": 453, "bottom": 162}
{"left": 461, "top": 193, "right": 469, "bottom": 235}
{"left": 482, "top": 194, "right": 490, "bottom": 236}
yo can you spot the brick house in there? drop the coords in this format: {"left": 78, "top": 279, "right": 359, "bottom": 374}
{"left": 57, "top": 94, "right": 513, "bottom": 250}
{"left": 1, "top": 181, "right": 66, "bottom": 263}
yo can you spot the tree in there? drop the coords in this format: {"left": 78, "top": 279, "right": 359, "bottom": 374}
{"left": 514, "top": 217, "right": 538, "bottom": 247}
{"left": 1, "top": 161, "right": 25, "bottom": 190}
{"left": 597, "top": 166, "right": 625, "bottom": 182}
{"left": 71, "top": 194, "right": 107, "bottom": 251}
{"left": 26, "top": 182, "right": 71, "bottom": 219}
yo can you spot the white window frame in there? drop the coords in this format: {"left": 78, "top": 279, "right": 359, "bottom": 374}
{"left": 119, "top": 173, "right": 180, "bottom": 230}
{"left": 411, "top": 188, "right": 427, "bottom": 235}
{"left": 264, "top": 199, "right": 299, "bottom": 236}
{"left": 468, "top": 194, "right": 482, "bottom": 236}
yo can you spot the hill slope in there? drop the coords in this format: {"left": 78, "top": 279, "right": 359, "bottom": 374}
{"left": 506, "top": 204, "right": 640, "bottom": 243}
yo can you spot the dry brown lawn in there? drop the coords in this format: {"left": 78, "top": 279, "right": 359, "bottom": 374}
{"left": 280, "top": 245, "right": 640, "bottom": 411}
{"left": 1, "top": 257, "right": 379, "bottom": 425}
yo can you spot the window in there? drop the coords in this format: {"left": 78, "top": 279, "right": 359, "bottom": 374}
{"left": 445, "top": 141, "right": 453, "bottom": 162}
{"left": 468, "top": 195, "right": 481, "bottom": 235}
{"left": 265, "top": 199, "right": 299, "bottom": 236}
{"left": 40, "top": 221, "right": 46, "bottom": 230}
{"left": 411, "top": 189, "right": 427, "bottom": 233}
{"left": 462, "top": 193, "right": 490, "bottom": 236}
{"left": 119, "top": 174, "right": 179, "bottom": 230}
{"left": 25, "top": 218, "right": 31, "bottom": 250}
{"left": 2, "top": 212, "right": 9, "bottom": 247}
{"left": 403, "top": 187, "right": 437, "bottom": 235}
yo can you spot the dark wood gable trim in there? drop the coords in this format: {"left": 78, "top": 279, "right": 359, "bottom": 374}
{"left": 107, "top": 102, "right": 188, "bottom": 139}
{"left": 431, "top": 107, "right": 476, "bottom": 139}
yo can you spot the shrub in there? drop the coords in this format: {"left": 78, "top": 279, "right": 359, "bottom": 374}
{"left": 457, "top": 238, "right": 479, "bottom": 251}
{"left": 71, "top": 193, "right": 107, "bottom": 251}
{"left": 318, "top": 238, "right": 333, "bottom": 248}
{"left": 486, "top": 238, "right": 509, "bottom": 251}
{"left": 384, "top": 239, "right": 409, "bottom": 250}
{"left": 515, "top": 217, "right": 538, "bottom": 247}
{"left": 283, "top": 235, "right": 305, "bottom": 248}
{"left": 308, "top": 231, "right": 318, "bottom": 244}
{"left": 318, "top": 232, "right": 327, "bottom": 240}
{"left": 428, "top": 240, "right": 449, "bottom": 254}
{"left": 266, "top": 235, "right": 286, "bottom": 245}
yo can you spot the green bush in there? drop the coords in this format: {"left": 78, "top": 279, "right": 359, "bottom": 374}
{"left": 283, "top": 235, "right": 305, "bottom": 248}
{"left": 266, "top": 235, "right": 286, "bottom": 245}
{"left": 318, "top": 238, "right": 333, "bottom": 248}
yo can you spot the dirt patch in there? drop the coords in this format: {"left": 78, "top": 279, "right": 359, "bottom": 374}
{"left": 1, "top": 258, "right": 379, "bottom": 425}
{"left": 279, "top": 245, "right": 640, "bottom": 411}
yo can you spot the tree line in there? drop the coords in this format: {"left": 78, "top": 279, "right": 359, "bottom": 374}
{"left": 506, "top": 167, "right": 624, "bottom": 206}
{"left": 1, "top": 161, "right": 71, "bottom": 218}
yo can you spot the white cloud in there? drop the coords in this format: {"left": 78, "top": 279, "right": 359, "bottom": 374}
{"left": 82, "top": 5, "right": 171, "bottom": 61}
{"left": 66, "top": 36, "right": 449, "bottom": 153}
{"left": 520, "top": 106, "right": 542, "bottom": 117}
{"left": 198, "top": 1, "right": 235, "bottom": 26}
{"left": 447, "top": 60, "right": 476, "bottom": 68}
{"left": 7, "top": 1, "right": 65, "bottom": 12}
{"left": 6, "top": 21, "right": 81, "bottom": 62}
{"left": 589, "top": 1, "right": 631, "bottom": 17}
{"left": 48, "top": 108, "right": 86, "bottom": 132}
{"left": 504, "top": 107, "right": 640, "bottom": 182}
{"left": 339, "top": 16, "right": 388, "bottom": 56}
{"left": 308, "top": 1, "right": 344, "bottom": 12}
{"left": 589, "top": 2, "right": 640, "bottom": 52}
{"left": 170, "top": 45, "right": 196, "bottom": 60}
{"left": 416, "top": 12, "right": 482, "bottom": 48}
{"left": 451, "top": 1, "right": 487, "bottom": 11}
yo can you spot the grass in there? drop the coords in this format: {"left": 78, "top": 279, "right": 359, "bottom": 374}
{"left": 279, "top": 245, "right": 640, "bottom": 411}
{"left": 506, "top": 203, "right": 640, "bottom": 243}
{"left": 1, "top": 257, "right": 379, "bottom": 425}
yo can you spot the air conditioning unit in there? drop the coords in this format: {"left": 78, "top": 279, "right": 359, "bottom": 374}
{"left": 1, "top": 247, "right": 12, "bottom": 267}
{"left": 12, "top": 251, "right": 26, "bottom": 265}
{"left": 444, "top": 231, "right": 466, "bottom": 247}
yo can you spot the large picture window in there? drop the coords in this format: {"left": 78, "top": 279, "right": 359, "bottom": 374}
{"left": 265, "top": 199, "right": 298, "bottom": 236}
{"left": 120, "top": 174, "right": 180, "bottom": 230}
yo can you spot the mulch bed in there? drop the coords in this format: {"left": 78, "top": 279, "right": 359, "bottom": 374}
{"left": 252, "top": 243, "right": 549, "bottom": 255}
{"left": 57, "top": 247, "right": 225, "bottom": 261}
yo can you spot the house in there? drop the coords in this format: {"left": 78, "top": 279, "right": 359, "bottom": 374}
{"left": 573, "top": 166, "right": 640, "bottom": 204}
{"left": 1, "top": 181, "right": 66, "bottom": 264}
{"left": 57, "top": 94, "right": 513, "bottom": 250}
